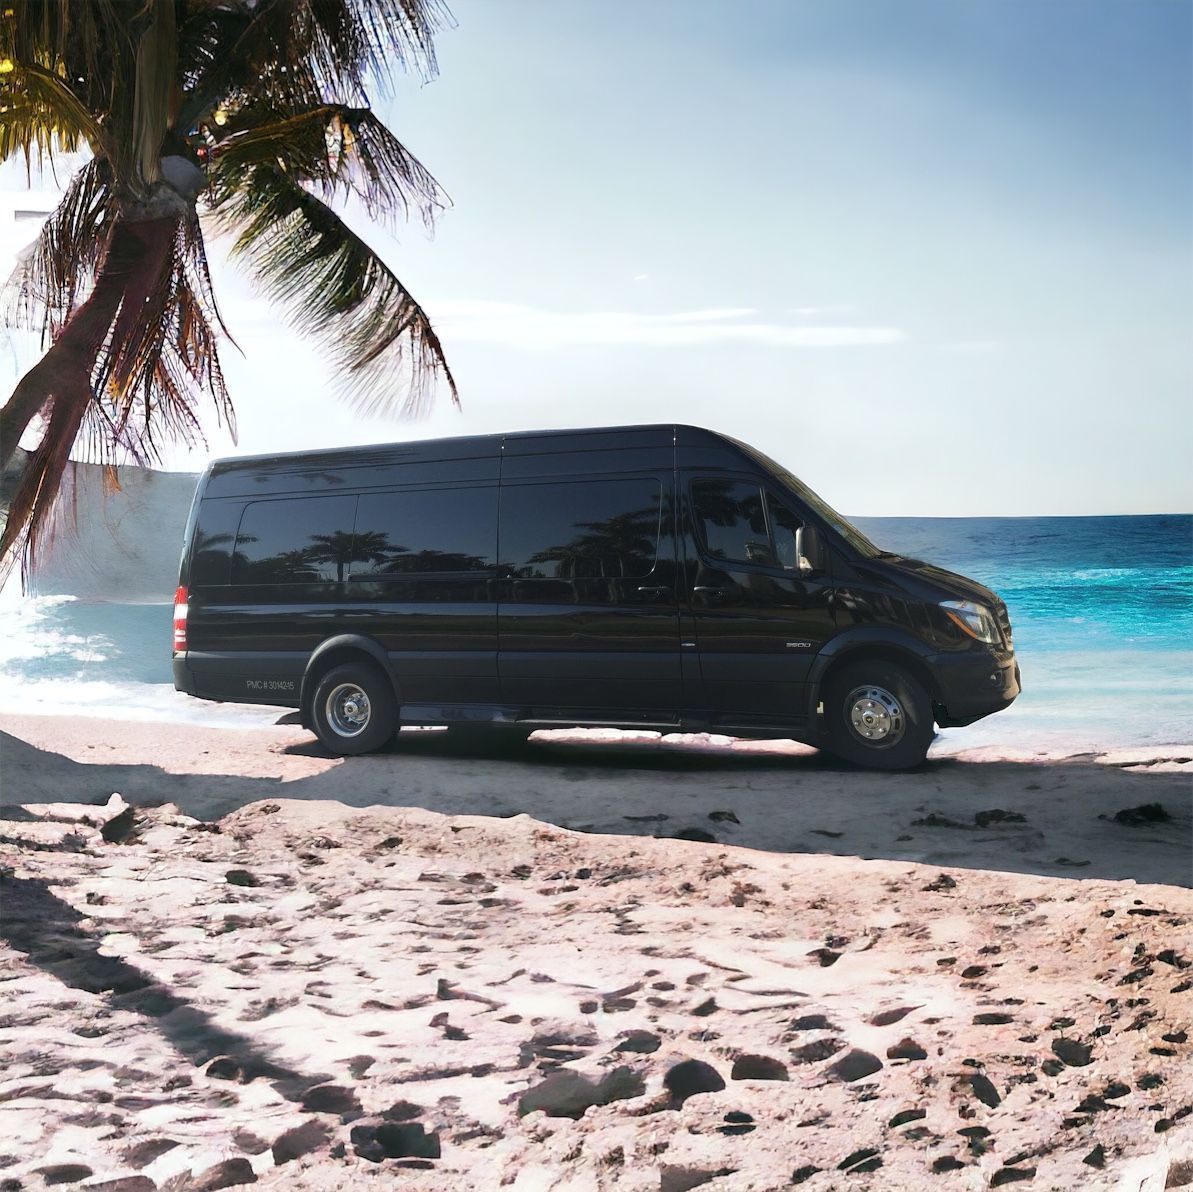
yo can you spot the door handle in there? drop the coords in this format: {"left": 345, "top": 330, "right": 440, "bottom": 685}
{"left": 692, "top": 585, "right": 730, "bottom": 603}
{"left": 636, "top": 585, "right": 670, "bottom": 599}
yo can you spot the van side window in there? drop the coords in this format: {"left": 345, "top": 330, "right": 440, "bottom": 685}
{"left": 501, "top": 479, "right": 662, "bottom": 579}
{"left": 692, "top": 480, "right": 773, "bottom": 566}
{"left": 189, "top": 500, "right": 243, "bottom": 586}
{"left": 231, "top": 496, "right": 358, "bottom": 584}
{"left": 350, "top": 488, "right": 495, "bottom": 576}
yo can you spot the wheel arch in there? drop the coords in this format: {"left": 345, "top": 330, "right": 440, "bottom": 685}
{"left": 300, "top": 635, "right": 399, "bottom": 729}
{"left": 809, "top": 634, "right": 943, "bottom": 725}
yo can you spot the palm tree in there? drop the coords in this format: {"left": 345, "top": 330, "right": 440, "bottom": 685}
{"left": 573, "top": 507, "right": 659, "bottom": 576}
{"left": 306, "top": 528, "right": 390, "bottom": 582}
{"left": 0, "top": 0, "right": 457, "bottom": 576}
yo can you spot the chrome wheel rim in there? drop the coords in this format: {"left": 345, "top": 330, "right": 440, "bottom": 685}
{"left": 846, "top": 685, "right": 905, "bottom": 747}
{"left": 325, "top": 682, "right": 371, "bottom": 737}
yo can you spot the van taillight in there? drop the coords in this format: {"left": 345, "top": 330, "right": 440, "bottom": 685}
{"left": 173, "top": 585, "right": 188, "bottom": 652}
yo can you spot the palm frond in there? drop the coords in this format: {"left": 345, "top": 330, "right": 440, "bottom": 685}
{"left": 309, "top": 0, "right": 450, "bottom": 91}
{"left": 176, "top": 0, "right": 450, "bottom": 131}
{"left": 1, "top": 1, "right": 127, "bottom": 88}
{"left": 331, "top": 107, "right": 447, "bottom": 226}
{"left": 210, "top": 103, "right": 447, "bottom": 227}
{"left": 93, "top": 215, "right": 234, "bottom": 457}
{"left": 1, "top": 1, "right": 130, "bottom": 173}
{"left": 220, "top": 164, "right": 456, "bottom": 418}
{"left": 5, "top": 158, "right": 115, "bottom": 337}
{"left": 227, "top": 0, "right": 446, "bottom": 98}
{"left": 0, "top": 61, "right": 109, "bottom": 167}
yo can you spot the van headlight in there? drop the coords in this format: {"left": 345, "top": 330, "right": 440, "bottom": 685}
{"left": 940, "top": 600, "right": 1000, "bottom": 644}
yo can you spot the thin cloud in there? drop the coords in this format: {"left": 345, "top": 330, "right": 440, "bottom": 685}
{"left": 787, "top": 304, "right": 858, "bottom": 317}
{"left": 937, "top": 340, "right": 1002, "bottom": 354}
{"left": 431, "top": 300, "right": 904, "bottom": 349}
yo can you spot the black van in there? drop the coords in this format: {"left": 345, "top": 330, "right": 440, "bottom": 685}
{"left": 173, "top": 425, "right": 1019, "bottom": 769}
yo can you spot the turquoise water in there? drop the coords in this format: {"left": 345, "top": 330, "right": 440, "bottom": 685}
{"left": 1, "top": 515, "right": 1189, "bottom": 752}
{"left": 855, "top": 514, "right": 1192, "bottom": 653}
{"left": 853, "top": 514, "right": 1192, "bottom": 753}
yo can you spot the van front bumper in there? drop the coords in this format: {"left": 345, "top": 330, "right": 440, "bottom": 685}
{"left": 930, "top": 650, "right": 1020, "bottom": 728}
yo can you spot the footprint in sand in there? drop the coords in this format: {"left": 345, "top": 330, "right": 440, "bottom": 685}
{"left": 868, "top": 1006, "right": 920, "bottom": 1027}
{"left": 731, "top": 1054, "right": 789, "bottom": 1081}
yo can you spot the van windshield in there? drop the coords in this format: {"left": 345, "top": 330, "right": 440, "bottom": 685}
{"left": 732, "top": 439, "right": 883, "bottom": 559}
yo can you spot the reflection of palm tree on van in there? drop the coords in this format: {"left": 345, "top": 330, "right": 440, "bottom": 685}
{"left": 694, "top": 480, "right": 762, "bottom": 531}
{"left": 193, "top": 529, "right": 235, "bottom": 554}
{"left": 307, "top": 531, "right": 390, "bottom": 582}
{"left": 308, "top": 531, "right": 490, "bottom": 578}
{"left": 229, "top": 531, "right": 387, "bottom": 583}
{"left": 575, "top": 509, "right": 658, "bottom": 577}
{"left": 692, "top": 479, "right": 770, "bottom": 564}
{"left": 526, "top": 506, "right": 658, "bottom": 579}
{"left": 378, "top": 547, "right": 488, "bottom": 574}
{"left": 258, "top": 547, "right": 322, "bottom": 581}
{"left": 193, "top": 529, "right": 242, "bottom": 582}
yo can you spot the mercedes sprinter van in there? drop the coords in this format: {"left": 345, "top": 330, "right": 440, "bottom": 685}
{"left": 173, "top": 425, "right": 1020, "bottom": 769}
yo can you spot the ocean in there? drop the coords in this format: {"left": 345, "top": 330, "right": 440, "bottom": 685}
{"left": 852, "top": 514, "right": 1192, "bottom": 754}
{"left": 1, "top": 514, "right": 1189, "bottom": 755}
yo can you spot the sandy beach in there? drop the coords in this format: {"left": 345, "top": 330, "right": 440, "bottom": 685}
{"left": 2, "top": 714, "right": 1190, "bottom": 885}
{"left": 1, "top": 714, "right": 1191, "bottom": 1190}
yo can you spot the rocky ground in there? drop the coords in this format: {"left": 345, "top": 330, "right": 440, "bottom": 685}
{"left": 2, "top": 793, "right": 1191, "bottom": 1191}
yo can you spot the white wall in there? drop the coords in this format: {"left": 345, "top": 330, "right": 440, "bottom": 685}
{"left": 27, "top": 460, "right": 200, "bottom": 602}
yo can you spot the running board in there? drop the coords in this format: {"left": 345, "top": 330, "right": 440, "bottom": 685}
{"left": 517, "top": 717, "right": 682, "bottom": 729}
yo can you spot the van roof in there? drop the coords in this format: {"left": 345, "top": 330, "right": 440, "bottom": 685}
{"left": 205, "top": 423, "right": 741, "bottom": 475}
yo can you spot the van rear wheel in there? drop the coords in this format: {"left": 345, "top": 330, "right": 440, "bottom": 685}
{"left": 310, "top": 662, "right": 397, "bottom": 756}
{"left": 824, "top": 660, "right": 934, "bottom": 770}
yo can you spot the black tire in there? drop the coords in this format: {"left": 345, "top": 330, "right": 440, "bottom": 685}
{"left": 823, "top": 659, "right": 934, "bottom": 770}
{"left": 309, "top": 661, "right": 397, "bottom": 756}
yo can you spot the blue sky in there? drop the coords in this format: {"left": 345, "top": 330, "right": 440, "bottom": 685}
{"left": 3, "top": 0, "right": 1191, "bottom": 514}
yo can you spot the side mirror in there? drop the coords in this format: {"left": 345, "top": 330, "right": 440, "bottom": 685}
{"left": 795, "top": 525, "right": 824, "bottom": 576}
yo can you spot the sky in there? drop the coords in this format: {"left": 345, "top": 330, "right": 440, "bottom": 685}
{"left": 2, "top": 0, "right": 1191, "bottom": 516}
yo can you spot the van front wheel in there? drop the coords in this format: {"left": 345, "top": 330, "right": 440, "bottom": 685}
{"left": 310, "top": 662, "right": 397, "bottom": 756}
{"left": 823, "top": 660, "right": 934, "bottom": 770}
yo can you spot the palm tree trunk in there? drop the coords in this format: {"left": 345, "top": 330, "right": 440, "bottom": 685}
{"left": 0, "top": 372, "right": 92, "bottom": 564}
{"left": 0, "top": 215, "right": 178, "bottom": 568}
{"left": 1, "top": 290, "right": 119, "bottom": 471}
{"left": 0, "top": 216, "right": 177, "bottom": 471}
